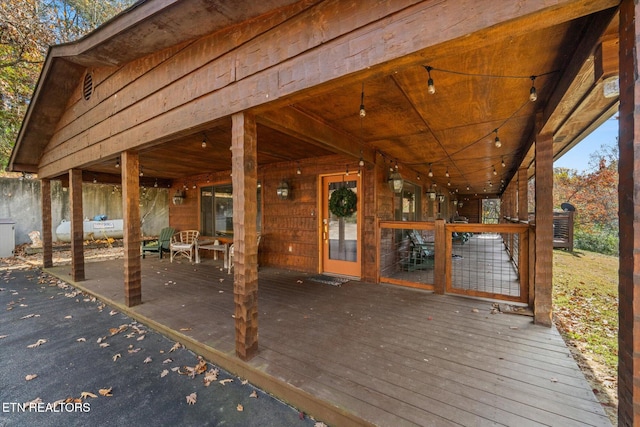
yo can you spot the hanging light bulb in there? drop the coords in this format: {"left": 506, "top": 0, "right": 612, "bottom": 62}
{"left": 425, "top": 66, "right": 436, "bottom": 94}
{"left": 416, "top": 174, "right": 421, "bottom": 181}
{"left": 359, "top": 82, "right": 366, "bottom": 118}
{"left": 201, "top": 133, "right": 207, "bottom": 148}
{"left": 428, "top": 163, "right": 433, "bottom": 178}
{"left": 394, "top": 161, "right": 399, "bottom": 170}
{"left": 139, "top": 167, "right": 144, "bottom": 177}
{"left": 493, "top": 166, "right": 497, "bottom": 176}
{"left": 494, "top": 129, "right": 502, "bottom": 148}
{"left": 447, "top": 181, "right": 451, "bottom": 187}
{"left": 357, "top": 168, "right": 361, "bottom": 177}
{"left": 466, "top": 185, "right": 470, "bottom": 191}
{"left": 445, "top": 167, "right": 450, "bottom": 178}
{"left": 154, "top": 179, "right": 158, "bottom": 188}
{"left": 296, "top": 162, "right": 301, "bottom": 175}
{"left": 345, "top": 164, "right": 350, "bottom": 176}
{"left": 501, "top": 156, "right": 506, "bottom": 168}
{"left": 115, "top": 158, "right": 120, "bottom": 168}
{"left": 92, "top": 176, "right": 97, "bottom": 184}
{"left": 359, "top": 156, "right": 364, "bottom": 167}
{"left": 529, "top": 76, "right": 538, "bottom": 102}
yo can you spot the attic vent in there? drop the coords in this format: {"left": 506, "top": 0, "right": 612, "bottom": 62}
{"left": 83, "top": 73, "right": 93, "bottom": 101}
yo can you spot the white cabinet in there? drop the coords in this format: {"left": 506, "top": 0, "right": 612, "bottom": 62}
{"left": 0, "top": 219, "right": 15, "bottom": 257}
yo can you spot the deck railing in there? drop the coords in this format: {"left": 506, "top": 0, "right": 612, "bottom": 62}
{"left": 378, "top": 220, "right": 531, "bottom": 303}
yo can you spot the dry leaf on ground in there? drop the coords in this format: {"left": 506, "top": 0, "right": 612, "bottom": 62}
{"left": 219, "top": 379, "right": 233, "bottom": 386}
{"left": 143, "top": 357, "right": 152, "bottom": 364}
{"left": 250, "top": 390, "right": 258, "bottom": 398}
{"left": 20, "top": 314, "right": 39, "bottom": 319}
{"left": 169, "top": 342, "right": 182, "bottom": 353}
{"left": 80, "top": 392, "right": 97, "bottom": 399}
{"left": 136, "top": 335, "right": 145, "bottom": 341}
{"left": 237, "top": 404, "right": 243, "bottom": 412}
{"left": 186, "top": 392, "right": 197, "bottom": 405}
{"left": 109, "top": 310, "right": 117, "bottom": 316}
{"left": 112, "top": 353, "right": 121, "bottom": 362}
{"left": 99, "top": 387, "right": 113, "bottom": 397}
{"left": 25, "top": 374, "right": 37, "bottom": 381}
{"left": 64, "top": 315, "right": 72, "bottom": 319}
{"left": 241, "top": 379, "right": 248, "bottom": 385}
{"left": 27, "top": 339, "right": 47, "bottom": 348}
{"left": 99, "top": 343, "right": 110, "bottom": 348}
{"left": 314, "top": 423, "right": 328, "bottom": 427}
{"left": 160, "top": 369, "right": 169, "bottom": 378}
{"left": 0, "top": 335, "right": 7, "bottom": 339}
{"left": 76, "top": 338, "right": 86, "bottom": 342}
{"left": 162, "top": 358, "right": 173, "bottom": 364}
{"left": 203, "top": 368, "right": 219, "bottom": 386}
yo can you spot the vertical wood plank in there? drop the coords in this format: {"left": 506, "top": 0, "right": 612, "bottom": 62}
{"left": 69, "top": 169, "right": 85, "bottom": 281}
{"left": 434, "top": 219, "right": 446, "bottom": 294}
{"left": 231, "top": 111, "right": 259, "bottom": 361}
{"left": 518, "top": 167, "right": 528, "bottom": 222}
{"left": 41, "top": 178, "right": 53, "bottom": 268}
{"left": 533, "top": 126, "right": 553, "bottom": 327}
{"left": 121, "top": 151, "right": 142, "bottom": 307}
{"left": 519, "top": 230, "right": 529, "bottom": 303}
{"left": 618, "top": 1, "right": 639, "bottom": 424}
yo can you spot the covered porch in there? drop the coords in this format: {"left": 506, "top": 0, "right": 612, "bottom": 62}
{"left": 46, "top": 257, "right": 610, "bottom": 426}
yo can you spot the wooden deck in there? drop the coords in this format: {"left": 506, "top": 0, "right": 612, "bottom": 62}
{"left": 46, "top": 258, "right": 610, "bottom": 427}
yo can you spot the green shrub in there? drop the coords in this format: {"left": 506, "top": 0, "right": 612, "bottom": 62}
{"left": 574, "top": 229, "right": 619, "bottom": 256}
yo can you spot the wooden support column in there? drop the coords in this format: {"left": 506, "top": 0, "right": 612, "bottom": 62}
{"left": 41, "top": 179, "right": 53, "bottom": 268}
{"left": 69, "top": 169, "right": 85, "bottom": 281}
{"left": 231, "top": 111, "right": 259, "bottom": 361}
{"left": 434, "top": 218, "right": 446, "bottom": 294}
{"left": 533, "top": 127, "right": 553, "bottom": 327}
{"left": 518, "top": 168, "right": 528, "bottom": 222}
{"left": 618, "top": 1, "right": 640, "bottom": 424}
{"left": 121, "top": 151, "right": 142, "bottom": 307}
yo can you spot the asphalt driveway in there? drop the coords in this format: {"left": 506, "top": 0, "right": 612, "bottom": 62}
{"left": 0, "top": 266, "right": 323, "bottom": 427}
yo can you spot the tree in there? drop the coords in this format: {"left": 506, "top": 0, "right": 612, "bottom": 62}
{"left": 0, "top": 0, "right": 135, "bottom": 172}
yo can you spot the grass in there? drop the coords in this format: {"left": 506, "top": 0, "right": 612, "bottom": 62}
{"left": 553, "top": 248, "right": 618, "bottom": 420}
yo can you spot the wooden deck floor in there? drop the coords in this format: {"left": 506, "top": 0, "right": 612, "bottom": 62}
{"left": 46, "top": 258, "right": 610, "bottom": 427}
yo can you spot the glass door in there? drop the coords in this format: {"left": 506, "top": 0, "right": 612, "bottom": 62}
{"left": 321, "top": 174, "right": 361, "bottom": 277}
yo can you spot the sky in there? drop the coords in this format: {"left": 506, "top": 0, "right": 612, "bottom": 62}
{"left": 553, "top": 116, "right": 618, "bottom": 172}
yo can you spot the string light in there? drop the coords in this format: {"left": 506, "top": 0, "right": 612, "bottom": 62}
{"left": 424, "top": 66, "right": 436, "bottom": 94}
{"left": 201, "top": 133, "right": 207, "bottom": 148}
{"left": 115, "top": 158, "right": 120, "bottom": 168}
{"left": 154, "top": 179, "right": 158, "bottom": 188}
{"left": 494, "top": 129, "right": 502, "bottom": 148}
{"left": 296, "top": 162, "right": 301, "bottom": 175}
{"left": 428, "top": 163, "right": 433, "bottom": 178}
{"left": 493, "top": 166, "right": 497, "bottom": 176}
{"left": 139, "top": 167, "right": 144, "bottom": 177}
{"left": 529, "top": 76, "right": 538, "bottom": 102}
{"left": 501, "top": 157, "right": 506, "bottom": 168}
{"left": 345, "top": 164, "right": 350, "bottom": 176}
{"left": 359, "top": 82, "right": 366, "bottom": 118}
{"left": 445, "top": 167, "right": 450, "bottom": 178}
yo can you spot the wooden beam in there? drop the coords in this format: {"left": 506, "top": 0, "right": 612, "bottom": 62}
{"left": 434, "top": 219, "right": 446, "bottom": 294}
{"left": 256, "top": 106, "right": 375, "bottom": 164}
{"left": 69, "top": 169, "right": 85, "bottom": 281}
{"left": 617, "top": 1, "right": 639, "bottom": 425}
{"left": 121, "top": 151, "right": 142, "bottom": 307}
{"left": 231, "top": 112, "right": 259, "bottom": 361}
{"left": 518, "top": 167, "right": 528, "bottom": 222}
{"left": 533, "top": 122, "right": 553, "bottom": 327}
{"left": 41, "top": 178, "right": 53, "bottom": 269}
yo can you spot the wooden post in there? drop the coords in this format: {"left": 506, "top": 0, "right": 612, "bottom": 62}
{"left": 618, "top": 1, "right": 640, "bottom": 424}
{"left": 41, "top": 178, "right": 53, "bottom": 268}
{"left": 231, "top": 111, "right": 259, "bottom": 361}
{"left": 518, "top": 167, "right": 528, "bottom": 222}
{"left": 434, "top": 218, "right": 446, "bottom": 294}
{"left": 533, "top": 125, "right": 553, "bottom": 327}
{"left": 121, "top": 151, "right": 142, "bottom": 307}
{"left": 69, "top": 169, "right": 85, "bottom": 281}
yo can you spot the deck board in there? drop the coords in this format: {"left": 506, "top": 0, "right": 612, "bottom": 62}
{"left": 46, "top": 258, "right": 611, "bottom": 427}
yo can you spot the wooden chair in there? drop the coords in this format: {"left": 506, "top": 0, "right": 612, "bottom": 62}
{"left": 141, "top": 226, "right": 175, "bottom": 259}
{"left": 228, "top": 233, "right": 261, "bottom": 274}
{"left": 170, "top": 230, "right": 200, "bottom": 263}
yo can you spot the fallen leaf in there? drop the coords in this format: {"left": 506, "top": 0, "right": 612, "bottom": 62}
{"left": 97, "top": 337, "right": 106, "bottom": 343}
{"left": 471, "top": 308, "right": 479, "bottom": 313}
{"left": 550, "top": 377, "right": 558, "bottom": 382}
{"left": 169, "top": 342, "right": 182, "bottom": 352}
{"left": 296, "top": 280, "right": 303, "bottom": 284}
{"left": 160, "top": 369, "right": 169, "bottom": 378}
{"left": 25, "top": 397, "right": 42, "bottom": 406}
{"left": 112, "top": 353, "right": 121, "bottom": 362}
{"left": 194, "top": 358, "right": 207, "bottom": 375}
{"left": 236, "top": 404, "right": 244, "bottom": 412}
{"left": 20, "top": 314, "right": 39, "bottom": 319}
{"left": 64, "top": 315, "right": 72, "bottom": 319}
{"left": 219, "top": 278, "right": 224, "bottom": 283}
{"left": 509, "top": 326, "right": 519, "bottom": 330}
{"left": 250, "top": 390, "right": 258, "bottom": 398}
{"left": 99, "top": 387, "right": 113, "bottom": 397}
{"left": 128, "top": 348, "right": 141, "bottom": 354}
{"left": 109, "top": 310, "right": 118, "bottom": 316}
{"left": 99, "top": 343, "right": 110, "bottom": 348}
{"left": 219, "top": 378, "right": 233, "bottom": 386}
{"left": 179, "top": 328, "right": 192, "bottom": 332}
{"left": 186, "top": 392, "right": 197, "bottom": 405}
{"left": 314, "top": 423, "right": 328, "bottom": 427}
{"left": 136, "top": 335, "right": 145, "bottom": 341}
{"left": 241, "top": 379, "right": 248, "bottom": 385}
{"left": 162, "top": 358, "right": 173, "bottom": 364}
{"left": 203, "top": 368, "right": 219, "bottom": 386}
{"left": 76, "top": 338, "right": 86, "bottom": 342}
{"left": 125, "top": 333, "right": 135, "bottom": 339}
{"left": 25, "top": 374, "right": 38, "bottom": 381}
{"left": 27, "top": 339, "right": 47, "bottom": 348}
{"left": 0, "top": 335, "right": 7, "bottom": 339}
{"left": 80, "top": 392, "right": 97, "bottom": 399}
{"left": 143, "top": 357, "right": 152, "bottom": 364}
{"left": 171, "top": 367, "right": 180, "bottom": 372}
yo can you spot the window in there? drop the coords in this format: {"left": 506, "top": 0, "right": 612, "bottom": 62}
{"left": 200, "top": 184, "right": 261, "bottom": 237}
{"left": 395, "top": 181, "right": 421, "bottom": 221}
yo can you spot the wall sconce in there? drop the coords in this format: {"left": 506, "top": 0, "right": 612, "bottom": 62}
{"left": 276, "top": 180, "right": 290, "bottom": 200}
{"left": 172, "top": 189, "right": 185, "bottom": 205}
{"left": 388, "top": 170, "right": 404, "bottom": 194}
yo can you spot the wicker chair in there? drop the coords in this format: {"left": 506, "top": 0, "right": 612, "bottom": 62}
{"left": 170, "top": 230, "right": 200, "bottom": 263}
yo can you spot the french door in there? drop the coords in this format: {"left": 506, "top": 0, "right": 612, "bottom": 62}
{"left": 321, "top": 174, "right": 361, "bottom": 277}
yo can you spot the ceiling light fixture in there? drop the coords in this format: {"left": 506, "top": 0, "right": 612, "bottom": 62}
{"left": 494, "top": 129, "right": 502, "bottom": 148}
{"left": 359, "top": 82, "right": 366, "bottom": 118}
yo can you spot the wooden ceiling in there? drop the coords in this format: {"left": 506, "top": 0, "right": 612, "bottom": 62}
{"left": 50, "top": 3, "right": 620, "bottom": 197}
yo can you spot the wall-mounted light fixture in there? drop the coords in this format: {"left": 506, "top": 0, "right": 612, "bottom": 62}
{"left": 388, "top": 170, "right": 404, "bottom": 194}
{"left": 276, "top": 180, "right": 290, "bottom": 200}
{"left": 172, "top": 189, "right": 185, "bottom": 205}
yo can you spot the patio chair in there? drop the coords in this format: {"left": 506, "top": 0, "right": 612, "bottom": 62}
{"left": 405, "top": 230, "right": 435, "bottom": 270}
{"left": 141, "top": 227, "right": 175, "bottom": 259}
{"left": 409, "top": 230, "right": 434, "bottom": 258}
{"left": 170, "top": 230, "right": 200, "bottom": 263}
{"left": 227, "top": 233, "right": 261, "bottom": 274}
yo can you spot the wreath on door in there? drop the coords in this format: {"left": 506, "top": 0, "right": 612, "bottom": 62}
{"left": 329, "top": 186, "right": 357, "bottom": 217}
